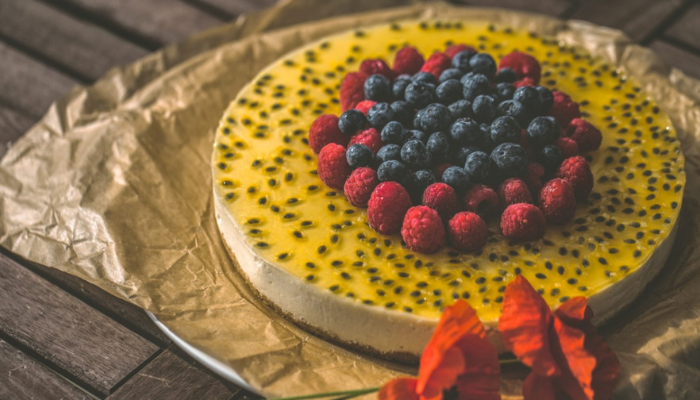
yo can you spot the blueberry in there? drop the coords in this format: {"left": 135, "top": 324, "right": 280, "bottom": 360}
{"left": 461, "top": 73, "right": 491, "bottom": 101}
{"left": 452, "top": 50, "right": 477, "bottom": 72}
{"left": 346, "top": 144, "right": 374, "bottom": 168}
{"left": 381, "top": 121, "right": 407, "bottom": 144}
{"left": 497, "top": 99, "right": 528, "bottom": 126}
{"left": 442, "top": 166, "right": 471, "bottom": 194}
{"left": 407, "top": 129, "right": 428, "bottom": 143}
{"left": 527, "top": 116, "right": 559, "bottom": 148}
{"left": 496, "top": 67, "right": 517, "bottom": 83}
{"left": 412, "top": 169, "right": 437, "bottom": 199}
{"left": 392, "top": 77, "right": 412, "bottom": 100}
{"left": 413, "top": 109, "right": 425, "bottom": 131}
{"left": 451, "top": 146, "right": 479, "bottom": 166}
{"left": 494, "top": 82, "right": 516, "bottom": 102}
{"left": 338, "top": 109, "right": 367, "bottom": 135}
{"left": 427, "top": 132, "right": 451, "bottom": 160}
{"left": 405, "top": 81, "right": 437, "bottom": 109}
{"left": 412, "top": 71, "right": 437, "bottom": 85}
{"left": 490, "top": 116, "right": 520, "bottom": 145}
{"left": 401, "top": 140, "right": 431, "bottom": 169}
{"left": 439, "top": 68, "right": 464, "bottom": 83}
{"left": 490, "top": 143, "right": 528, "bottom": 179}
{"left": 469, "top": 53, "right": 497, "bottom": 79}
{"left": 538, "top": 145, "right": 563, "bottom": 173}
{"left": 464, "top": 151, "right": 491, "bottom": 183}
{"left": 376, "top": 144, "right": 402, "bottom": 164}
{"left": 366, "top": 102, "right": 395, "bottom": 129}
{"left": 377, "top": 160, "right": 411, "bottom": 187}
{"left": 450, "top": 118, "right": 483, "bottom": 146}
{"left": 513, "top": 86, "right": 542, "bottom": 115}
{"left": 535, "top": 86, "right": 554, "bottom": 114}
{"left": 436, "top": 79, "right": 463, "bottom": 104}
{"left": 480, "top": 124, "right": 497, "bottom": 151}
{"left": 472, "top": 95, "right": 497, "bottom": 123}
{"left": 363, "top": 74, "right": 391, "bottom": 103}
{"left": 448, "top": 99, "right": 474, "bottom": 121}
{"left": 420, "top": 103, "right": 451, "bottom": 133}
{"left": 390, "top": 100, "right": 413, "bottom": 126}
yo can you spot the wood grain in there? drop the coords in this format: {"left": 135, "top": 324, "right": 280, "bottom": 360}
{"left": 0, "top": 105, "right": 34, "bottom": 159}
{"left": 107, "top": 350, "right": 237, "bottom": 400}
{"left": 570, "top": 0, "right": 686, "bottom": 42}
{"left": 0, "top": 254, "right": 159, "bottom": 395}
{"left": 664, "top": 3, "right": 700, "bottom": 52}
{"left": 193, "top": 0, "right": 278, "bottom": 16}
{"left": 0, "top": 42, "right": 77, "bottom": 119}
{"left": 0, "top": 339, "right": 89, "bottom": 400}
{"left": 57, "top": 0, "right": 225, "bottom": 45}
{"left": 456, "top": 0, "right": 573, "bottom": 17}
{"left": 650, "top": 40, "right": 700, "bottom": 79}
{"left": 0, "top": 0, "right": 147, "bottom": 81}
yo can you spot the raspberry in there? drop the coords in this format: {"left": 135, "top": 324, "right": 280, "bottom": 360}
{"left": 519, "top": 129, "right": 537, "bottom": 160}
{"left": 317, "top": 143, "right": 351, "bottom": 190}
{"left": 448, "top": 212, "right": 488, "bottom": 252}
{"left": 557, "top": 156, "right": 594, "bottom": 201}
{"left": 499, "top": 178, "right": 533, "bottom": 207}
{"left": 344, "top": 167, "right": 379, "bottom": 208}
{"left": 401, "top": 206, "right": 446, "bottom": 254}
{"left": 354, "top": 100, "right": 377, "bottom": 115}
{"left": 566, "top": 118, "right": 602, "bottom": 152}
{"left": 500, "top": 203, "right": 546, "bottom": 241}
{"left": 433, "top": 163, "right": 453, "bottom": 181}
{"left": 539, "top": 178, "right": 576, "bottom": 224}
{"left": 368, "top": 182, "right": 412, "bottom": 234}
{"left": 524, "top": 162, "right": 546, "bottom": 197}
{"left": 556, "top": 137, "right": 579, "bottom": 158}
{"left": 393, "top": 47, "right": 425, "bottom": 76}
{"left": 309, "top": 114, "right": 348, "bottom": 154}
{"left": 422, "top": 183, "right": 460, "bottom": 221}
{"left": 514, "top": 77, "right": 537, "bottom": 88}
{"left": 349, "top": 127, "right": 384, "bottom": 154}
{"left": 462, "top": 184, "right": 499, "bottom": 219}
{"left": 445, "top": 44, "right": 477, "bottom": 59}
{"left": 340, "top": 71, "right": 368, "bottom": 111}
{"left": 549, "top": 91, "right": 581, "bottom": 126}
{"left": 360, "top": 58, "right": 394, "bottom": 80}
{"left": 420, "top": 52, "right": 452, "bottom": 79}
{"left": 498, "top": 51, "right": 541, "bottom": 84}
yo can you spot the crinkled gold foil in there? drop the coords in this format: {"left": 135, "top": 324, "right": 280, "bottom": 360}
{"left": 2, "top": 1, "right": 700, "bottom": 398}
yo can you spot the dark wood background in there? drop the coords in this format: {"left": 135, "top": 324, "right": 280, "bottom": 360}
{"left": 1, "top": 0, "right": 699, "bottom": 398}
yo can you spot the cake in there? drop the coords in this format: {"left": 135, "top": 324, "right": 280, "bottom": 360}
{"left": 212, "top": 20, "right": 684, "bottom": 361}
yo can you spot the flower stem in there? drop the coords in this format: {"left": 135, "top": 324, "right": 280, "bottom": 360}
{"left": 266, "top": 387, "right": 379, "bottom": 400}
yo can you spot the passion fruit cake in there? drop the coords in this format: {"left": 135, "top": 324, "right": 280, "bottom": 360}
{"left": 212, "top": 20, "right": 684, "bottom": 360}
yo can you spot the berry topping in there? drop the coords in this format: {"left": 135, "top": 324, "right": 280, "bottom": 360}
{"left": 420, "top": 52, "right": 452, "bottom": 79}
{"left": 349, "top": 127, "right": 384, "bottom": 153}
{"left": 318, "top": 143, "right": 351, "bottom": 190}
{"left": 344, "top": 167, "right": 379, "bottom": 208}
{"left": 445, "top": 44, "right": 478, "bottom": 59}
{"left": 338, "top": 109, "right": 367, "bottom": 136}
{"left": 405, "top": 81, "right": 437, "bottom": 109}
{"left": 360, "top": 58, "right": 394, "bottom": 80}
{"left": 538, "top": 144, "right": 564, "bottom": 173}
{"left": 495, "top": 67, "right": 517, "bottom": 83}
{"left": 420, "top": 103, "right": 451, "bottom": 133}
{"left": 448, "top": 99, "right": 474, "bottom": 121}
{"left": 346, "top": 143, "right": 374, "bottom": 169}
{"left": 392, "top": 77, "right": 411, "bottom": 100}
{"left": 380, "top": 121, "right": 407, "bottom": 144}
{"left": 339, "top": 71, "right": 367, "bottom": 111}
{"left": 427, "top": 132, "right": 451, "bottom": 159}
{"left": 448, "top": 211, "right": 488, "bottom": 252}
{"left": 472, "top": 95, "right": 497, "bottom": 123}
{"left": 539, "top": 178, "right": 576, "bottom": 224}
{"left": 442, "top": 166, "right": 470, "bottom": 194}
{"left": 393, "top": 46, "right": 425, "bottom": 76}
{"left": 401, "top": 140, "right": 431, "bottom": 169}
{"left": 354, "top": 100, "right": 377, "bottom": 115}
{"left": 368, "top": 182, "right": 413, "bottom": 235}
{"left": 364, "top": 74, "right": 392, "bottom": 102}
{"left": 557, "top": 156, "right": 594, "bottom": 201}
{"left": 377, "top": 159, "right": 412, "bottom": 188}
{"left": 462, "top": 73, "right": 491, "bottom": 101}
{"left": 499, "top": 178, "right": 533, "bottom": 207}
{"left": 549, "top": 91, "right": 581, "bottom": 126}
{"left": 412, "top": 169, "right": 437, "bottom": 200}
{"left": 401, "top": 206, "right": 446, "bottom": 254}
{"left": 535, "top": 85, "right": 553, "bottom": 113}
{"left": 452, "top": 50, "right": 477, "bottom": 71}
{"left": 567, "top": 118, "right": 602, "bottom": 152}
{"left": 463, "top": 151, "right": 491, "bottom": 183}
{"left": 390, "top": 100, "right": 413, "bottom": 126}
{"left": 462, "top": 184, "right": 499, "bottom": 219}
{"left": 436, "top": 79, "right": 463, "bottom": 104}
{"left": 490, "top": 115, "right": 520, "bottom": 145}
{"left": 450, "top": 118, "right": 483, "bottom": 147}
{"left": 513, "top": 85, "right": 543, "bottom": 117}
{"left": 524, "top": 162, "right": 546, "bottom": 197}
{"left": 309, "top": 114, "right": 348, "bottom": 154}
{"left": 555, "top": 137, "right": 579, "bottom": 158}
{"left": 422, "top": 182, "right": 460, "bottom": 221}
{"left": 376, "top": 144, "right": 402, "bottom": 164}
{"left": 490, "top": 142, "right": 528, "bottom": 180}
{"left": 527, "top": 116, "right": 559, "bottom": 148}
{"left": 469, "top": 53, "right": 497, "bottom": 79}
{"left": 433, "top": 162, "right": 453, "bottom": 181}
{"left": 500, "top": 203, "right": 546, "bottom": 241}
{"left": 498, "top": 51, "right": 541, "bottom": 84}
{"left": 366, "top": 102, "right": 395, "bottom": 129}
{"left": 439, "top": 69, "right": 464, "bottom": 83}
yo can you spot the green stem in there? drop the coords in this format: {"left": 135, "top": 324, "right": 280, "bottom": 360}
{"left": 267, "top": 387, "right": 379, "bottom": 400}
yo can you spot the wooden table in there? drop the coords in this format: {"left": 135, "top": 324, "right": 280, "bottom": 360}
{"left": 1, "top": 0, "right": 699, "bottom": 398}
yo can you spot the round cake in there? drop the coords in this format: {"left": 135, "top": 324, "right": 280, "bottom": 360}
{"left": 212, "top": 20, "right": 684, "bottom": 361}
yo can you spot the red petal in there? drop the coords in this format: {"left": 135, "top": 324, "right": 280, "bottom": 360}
{"left": 455, "top": 371, "right": 501, "bottom": 400}
{"left": 499, "top": 275, "right": 560, "bottom": 376}
{"left": 553, "top": 317, "right": 595, "bottom": 400}
{"left": 522, "top": 372, "right": 557, "bottom": 400}
{"left": 555, "top": 297, "right": 591, "bottom": 325}
{"left": 379, "top": 377, "right": 420, "bottom": 400}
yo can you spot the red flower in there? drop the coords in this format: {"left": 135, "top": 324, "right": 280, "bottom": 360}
{"left": 379, "top": 300, "right": 501, "bottom": 400}
{"left": 499, "top": 276, "right": 620, "bottom": 400}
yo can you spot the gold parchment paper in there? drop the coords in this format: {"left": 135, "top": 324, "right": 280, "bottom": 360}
{"left": 2, "top": 1, "right": 700, "bottom": 398}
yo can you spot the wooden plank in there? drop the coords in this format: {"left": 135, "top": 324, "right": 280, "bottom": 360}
{"left": 570, "top": 0, "right": 686, "bottom": 42}
{"left": 0, "top": 0, "right": 148, "bottom": 81}
{"left": 107, "top": 349, "right": 237, "bottom": 400}
{"left": 233, "top": 392, "right": 263, "bottom": 400}
{"left": 664, "top": 3, "right": 700, "bottom": 52}
{"left": 56, "top": 0, "right": 225, "bottom": 45}
{"left": 192, "top": 0, "right": 278, "bottom": 16}
{"left": 20, "top": 259, "right": 171, "bottom": 347}
{"left": 457, "top": 0, "right": 573, "bottom": 17}
{"left": 0, "top": 42, "right": 77, "bottom": 119}
{"left": 649, "top": 40, "right": 700, "bottom": 79}
{"left": 0, "top": 254, "right": 159, "bottom": 395}
{"left": 0, "top": 339, "right": 90, "bottom": 400}
{"left": 0, "top": 105, "right": 34, "bottom": 159}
